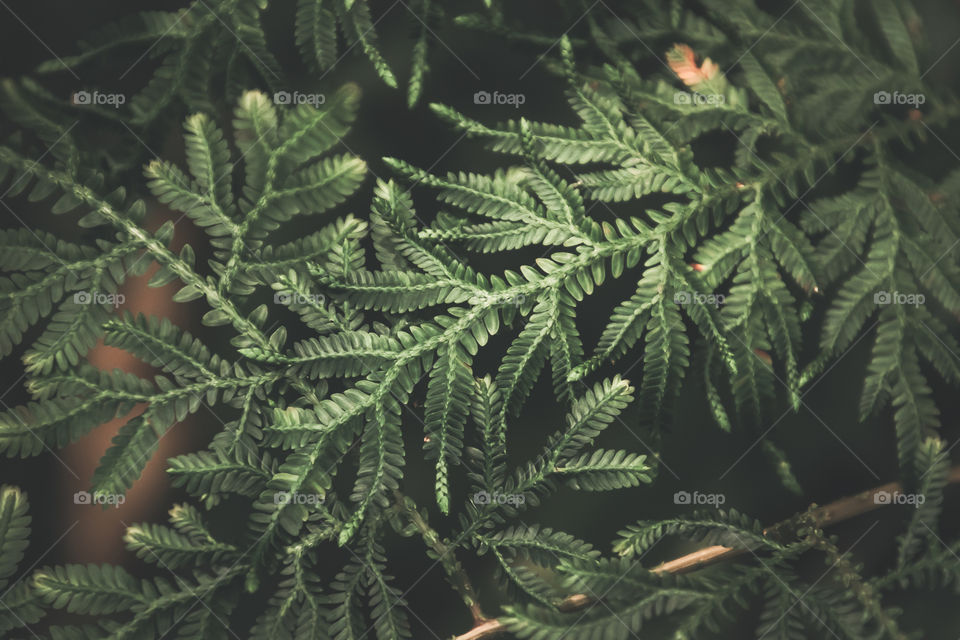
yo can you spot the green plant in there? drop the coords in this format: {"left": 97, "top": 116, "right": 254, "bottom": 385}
{"left": 1, "top": 0, "right": 959, "bottom": 638}
{"left": 32, "top": 0, "right": 436, "bottom": 118}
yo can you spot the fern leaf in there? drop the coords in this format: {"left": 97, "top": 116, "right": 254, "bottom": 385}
{"left": 553, "top": 449, "right": 652, "bottom": 491}
{"left": 424, "top": 342, "right": 472, "bottom": 513}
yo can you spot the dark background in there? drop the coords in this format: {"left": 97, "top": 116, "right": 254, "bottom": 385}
{"left": 2, "top": 0, "right": 960, "bottom": 637}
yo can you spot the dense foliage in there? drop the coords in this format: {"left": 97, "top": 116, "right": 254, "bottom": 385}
{"left": 0, "top": 0, "right": 959, "bottom": 638}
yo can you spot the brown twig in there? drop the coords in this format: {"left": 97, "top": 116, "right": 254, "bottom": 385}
{"left": 453, "top": 466, "right": 960, "bottom": 640}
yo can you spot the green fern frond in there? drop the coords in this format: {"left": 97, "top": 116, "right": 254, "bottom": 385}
{"left": 614, "top": 509, "right": 780, "bottom": 558}
{"left": 124, "top": 504, "right": 237, "bottom": 568}
{"left": 424, "top": 342, "right": 472, "bottom": 513}
{"left": 2, "top": 2, "right": 960, "bottom": 639}
{"left": 895, "top": 437, "right": 950, "bottom": 569}
{"left": 554, "top": 449, "right": 651, "bottom": 491}
{"left": 0, "top": 486, "right": 43, "bottom": 635}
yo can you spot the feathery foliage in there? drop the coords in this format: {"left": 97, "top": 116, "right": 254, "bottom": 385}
{"left": 0, "top": 0, "right": 959, "bottom": 638}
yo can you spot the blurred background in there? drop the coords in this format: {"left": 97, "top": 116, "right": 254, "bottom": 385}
{"left": 2, "top": 0, "right": 960, "bottom": 637}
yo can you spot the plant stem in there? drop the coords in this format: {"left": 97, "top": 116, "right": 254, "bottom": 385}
{"left": 393, "top": 491, "right": 486, "bottom": 624}
{"left": 452, "top": 466, "right": 960, "bottom": 640}
{"left": 801, "top": 519, "right": 908, "bottom": 640}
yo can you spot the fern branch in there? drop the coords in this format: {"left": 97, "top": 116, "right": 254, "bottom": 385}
{"left": 450, "top": 465, "right": 960, "bottom": 640}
